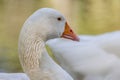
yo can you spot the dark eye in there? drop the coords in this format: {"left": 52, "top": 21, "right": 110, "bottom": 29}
{"left": 57, "top": 17, "right": 62, "bottom": 21}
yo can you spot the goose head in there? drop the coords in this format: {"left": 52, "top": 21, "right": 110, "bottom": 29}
{"left": 21, "top": 8, "right": 79, "bottom": 42}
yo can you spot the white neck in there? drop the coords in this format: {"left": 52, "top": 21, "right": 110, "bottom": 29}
{"left": 18, "top": 33, "right": 73, "bottom": 80}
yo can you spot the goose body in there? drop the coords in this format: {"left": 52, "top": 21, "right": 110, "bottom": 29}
{"left": 0, "top": 73, "right": 29, "bottom": 80}
{"left": 46, "top": 38, "right": 120, "bottom": 80}
{"left": 18, "top": 8, "right": 79, "bottom": 80}
{"left": 78, "top": 31, "right": 120, "bottom": 57}
{"left": 89, "top": 31, "right": 120, "bottom": 57}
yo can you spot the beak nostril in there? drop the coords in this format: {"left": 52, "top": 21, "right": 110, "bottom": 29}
{"left": 70, "top": 29, "right": 73, "bottom": 33}
{"left": 62, "top": 22, "right": 79, "bottom": 41}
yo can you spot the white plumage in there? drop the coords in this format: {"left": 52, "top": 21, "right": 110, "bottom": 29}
{"left": 46, "top": 31, "right": 120, "bottom": 80}
{"left": 0, "top": 73, "right": 29, "bottom": 80}
{"left": 0, "top": 8, "right": 76, "bottom": 80}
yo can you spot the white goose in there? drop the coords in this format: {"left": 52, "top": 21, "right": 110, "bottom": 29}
{"left": 46, "top": 36, "right": 120, "bottom": 79}
{"left": 88, "top": 31, "right": 120, "bottom": 57}
{"left": 0, "top": 73, "right": 29, "bottom": 80}
{"left": 18, "top": 8, "right": 78, "bottom": 80}
{"left": 46, "top": 32, "right": 120, "bottom": 80}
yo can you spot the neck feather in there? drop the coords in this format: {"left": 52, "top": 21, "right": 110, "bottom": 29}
{"left": 18, "top": 33, "right": 71, "bottom": 80}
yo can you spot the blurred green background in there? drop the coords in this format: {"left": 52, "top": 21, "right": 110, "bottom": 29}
{"left": 0, "top": 0, "right": 120, "bottom": 72}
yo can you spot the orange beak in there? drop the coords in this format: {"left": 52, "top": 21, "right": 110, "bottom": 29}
{"left": 61, "top": 22, "right": 80, "bottom": 41}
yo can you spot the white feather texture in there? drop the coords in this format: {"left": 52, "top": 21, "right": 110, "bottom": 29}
{"left": 0, "top": 8, "right": 74, "bottom": 80}
{"left": 18, "top": 8, "right": 74, "bottom": 80}
{"left": 46, "top": 33, "right": 120, "bottom": 80}
{"left": 88, "top": 31, "right": 120, "bottom": 57}
{"left": 0, "top": 73, "right": 29, "bottom": 80}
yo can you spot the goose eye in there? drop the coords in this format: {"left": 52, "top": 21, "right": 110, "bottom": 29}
{"left": 57, "top": 17, "right": 62, "bottom": 21}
